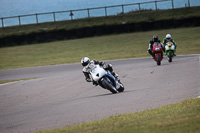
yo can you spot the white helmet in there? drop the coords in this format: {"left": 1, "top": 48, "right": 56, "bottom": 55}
{"left": 81, "top": 57, "right": 90, "bottom": 67}
{"left": 166, "top": 34, "right": 171, "bottom": 39}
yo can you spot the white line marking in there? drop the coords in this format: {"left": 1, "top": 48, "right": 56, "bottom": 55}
{"left": 0, "top": 81, "right": 18, "bottom": 86}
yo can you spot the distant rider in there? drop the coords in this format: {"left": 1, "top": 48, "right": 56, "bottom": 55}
{"left": 163, "top": 34, "right": 177, "bottom": 56}
{"left": 81, "top": 57, "right": 118, "bottom": 86}
{"left": 147, "top": 35, "right": 163, "bottom": 57}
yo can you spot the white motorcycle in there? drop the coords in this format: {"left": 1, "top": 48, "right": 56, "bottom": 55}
{"left": 88, "top": 63, "right": 124, "bottom": 94}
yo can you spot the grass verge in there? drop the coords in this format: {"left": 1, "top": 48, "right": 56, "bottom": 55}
{"left": 35, "top": 98, "right": 200, "bottom": 133}
{"left": 0, "top": 26, "right": 200, "bottom": 69}
{"left": 0, "top": 77, "right": 38, "bottom": 84}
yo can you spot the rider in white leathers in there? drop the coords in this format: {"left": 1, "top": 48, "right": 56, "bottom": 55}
{"left": 81, "top": 57, "right": 118, "bottom": 86}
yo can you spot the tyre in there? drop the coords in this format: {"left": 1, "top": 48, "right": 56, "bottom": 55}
{"left": 168, "top": 52, "right": 172, "bottom": 62}
{"left": 102, "top": 78, "right": 118, "bottom": 94}
{"left": 117, "top": 81, "right": 124, "bottom": 92}
{"left": 157, "top": 54, "right": 161, "bottom": 65}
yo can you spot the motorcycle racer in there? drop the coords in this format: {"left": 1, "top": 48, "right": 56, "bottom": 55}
{"left": 81, "top": 57, "right": 118, "bottom": 86}
{"left": 147, "top": 35, "right": 163, "bottom": 57}
{"left": 163, "top": 34, "right": 177, "bottom": 55}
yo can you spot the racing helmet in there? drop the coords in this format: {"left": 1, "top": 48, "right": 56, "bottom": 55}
{"left": 166, "top": 34, "right": 171, "bottom": 40}
{"left": 81, "top": 57, "right": 90, "bottom": 67}
{"left": 153, "top": 35, "right": 158, "bottom": 42}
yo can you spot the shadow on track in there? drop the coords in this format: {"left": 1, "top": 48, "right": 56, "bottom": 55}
{"left": 78, "top": 93, "right": 115, "bottom": 100}
{"left": 78, "top": 90, "right": 136, "bottom": 100}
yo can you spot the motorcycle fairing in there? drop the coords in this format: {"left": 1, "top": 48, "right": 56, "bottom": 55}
{"left": 90, "top": 65, "right": 106, "bottom": 82}
{"left": 153, "top": 42, "right": 163, "bottom": 53}
{"left": 165, "top": 43, "right": 175, "bottom": 56}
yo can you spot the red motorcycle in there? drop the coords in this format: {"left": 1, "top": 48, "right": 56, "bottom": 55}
{"left": 152, "top": 42, "right": 163, "bottom": 65}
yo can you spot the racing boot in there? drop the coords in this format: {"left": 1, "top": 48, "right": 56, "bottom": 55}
{"left": 107, "top": 64, "right": 119, "bottom": 79}
{"left": 174, "top": 49, "right": 176, "bottom": 56}
{"left": 174, "top": 45, "right": 177, "bottom": 56}
{"left": 173, "top": 50, "right": 176, "bottom": 56}
{"left": 147, "top": 49, "right": 154, "bottom": 58}
{"left": 111, "top": 71, "right": 119, "bottom": 79}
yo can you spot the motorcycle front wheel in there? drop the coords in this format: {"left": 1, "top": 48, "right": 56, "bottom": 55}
{"left": 102, "top": 78, "right": 118, "bottom": 94}
{"left": 157, "top": 54, "right": 161, "bottom": 65}
{"left": 168, "top": 52, "right": 172, "bottom": 62}
{"left": 117, "top": 81, "right": 124, "bottom": 92}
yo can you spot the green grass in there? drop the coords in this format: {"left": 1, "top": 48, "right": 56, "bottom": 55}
{"left": 0, "top": 26, "right": 200, "bottom": 70}
{"left": 0, "top": 6, "right": 200, "bottom": 38}
{"left": 35, "top": 98, "right": 200, "bottom": 133}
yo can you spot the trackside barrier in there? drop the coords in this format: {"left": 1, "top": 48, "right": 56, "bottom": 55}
{"left": 0, "top": 0, "right": 191, "bottom": 28}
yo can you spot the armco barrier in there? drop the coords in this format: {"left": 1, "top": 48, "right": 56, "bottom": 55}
{"left": 0, "top": 16, "right": 200, "bottom": 47}
{"left": 0, "top": 0, "right": 181, "bottom": 28}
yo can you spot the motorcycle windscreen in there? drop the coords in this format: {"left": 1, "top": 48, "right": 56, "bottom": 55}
{"left": 90, "top": 65, "right": 106, "bottom": 82}
{"left": 153, "top": 42, "right": 162, "bottom": 52}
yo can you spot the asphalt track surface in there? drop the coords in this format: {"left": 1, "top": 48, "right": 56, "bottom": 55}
{"left": 0, "top": 55, "right": 200, "bottom": 133}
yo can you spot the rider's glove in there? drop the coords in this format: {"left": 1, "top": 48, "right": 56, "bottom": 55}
{"left": 99, "top": 61, "right": 105, "bottom": 66}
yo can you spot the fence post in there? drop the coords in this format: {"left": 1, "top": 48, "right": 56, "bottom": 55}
{"left": 87, "top": 9, "right": 90, "bottom": 18}
{"left": 105, "top": 7, "right": 107, "bottom": 17}
{"left": 155, "top": 1, "right": 157, "bottom": 10}
{"left": 53, "top": 12, "right": 56, "bottom": 22}
{"left": 70, "top": 10, "right": 74, "bottom": 20}
{"left": 188, "top": 0, "right": 190, "bottom": 7}
{"left": 1, "top": 18, "right": 4, "bottom": 28}
{"left": 18, "top": 16, "right": 21, "bottom": 25}
{"left": 172, "top": 0, "right": 174, "bottom": 9}
{"left": 122, "top": 5, "right": 124, "bottom": 14}
{"left": 36, "top": 14, "right": 39, "bottom": 24}
{"left": 138, "top": 3, "right": 141, "bottom": 13}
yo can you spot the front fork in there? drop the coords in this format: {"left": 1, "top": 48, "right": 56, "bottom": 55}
{"left": 153, "top": 52, "right": 163, "bottom": 62}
